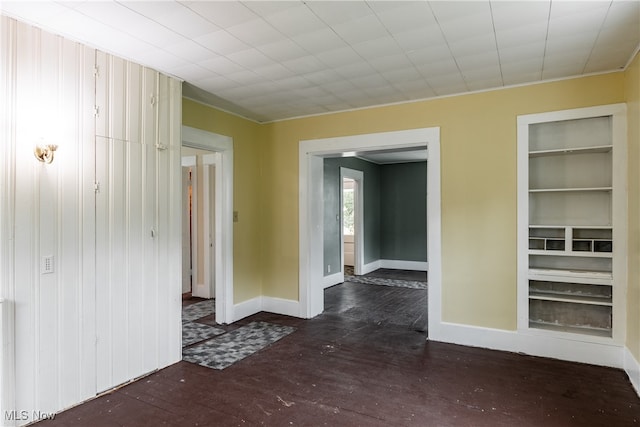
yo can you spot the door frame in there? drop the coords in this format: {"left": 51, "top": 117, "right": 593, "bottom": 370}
{"left": 340, "top": 168, "right": 364, "bottom": 276}
{"left": 298, "top": 128, "right": 442, "bottom": 336}
{"left": 182, "top": 126, "right": 234, "bottom": 324}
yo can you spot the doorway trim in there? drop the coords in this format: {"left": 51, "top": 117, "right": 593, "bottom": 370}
{"left": 182, "top": 126, "right": 234, "bottom": 324}
{"left": 340, "top": 168, "right": 364, "bottom": 276}
{"left": 298, "top": 127, "right": 442, "bottom": 333}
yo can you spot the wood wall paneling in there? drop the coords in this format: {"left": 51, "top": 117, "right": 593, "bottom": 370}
{"left": 1, "top": 18, "right": 182, "bottom": 425}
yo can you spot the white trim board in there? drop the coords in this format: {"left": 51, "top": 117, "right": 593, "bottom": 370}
{"left": 181, "top": 125, "right": 234, "bottom": 324}
{"left": 232, "top": 297, "right": 301, "bottom": 322}
{"left": 322, "top": 272, "right": 344, "bottom": 289}
{"left": 624, "top": 347, "right": 640, "bottom": 397}
{"left": 379, "top": 260, "right": 428, "bottom": 271}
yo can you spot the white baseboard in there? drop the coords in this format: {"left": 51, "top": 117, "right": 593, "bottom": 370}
{"left": 232, "top": 296, "right": 262, "bottom": 322}
{"left": 262, "top": 297, "right": 300, "bottom": 318}
{"left": 429, "top": 321, "right": 624, "bottom": 368}
{"left": 624, "top": 346, "right": 640, "bottom": 397}
{"left": 322, "top": 272, "right": 344, "bottom": 289}
{"left": 379, "top": 259, "right": 428, "bottom": 271}
{"left": 233, "top": 296, "right": 301, "bottom": 322}
{"left": 361, "top": 260, "right": 380, "bottom": 275}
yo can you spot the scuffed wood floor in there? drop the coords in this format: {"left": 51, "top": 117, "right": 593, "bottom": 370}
{"left": 37, "top": 280, "right": 639, "bottom": 426}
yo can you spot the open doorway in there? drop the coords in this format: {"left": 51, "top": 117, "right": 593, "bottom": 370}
{"left": 298, "top": 127, "right": 442, "bottom": 339}
{"left": 182, "top": 126, "right": 234, "bottom": 325}
{"left": 340, "top": 167, "right": 364, "bottom": 276}
{"left": 182, "top": 149, "right": 217, "bottom": 300}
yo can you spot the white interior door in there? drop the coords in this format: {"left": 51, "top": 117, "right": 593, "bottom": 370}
{"left": 191, "top": 154, "right": 216, "bottom": 299}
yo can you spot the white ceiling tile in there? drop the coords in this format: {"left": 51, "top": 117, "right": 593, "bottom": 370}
{"left": 307, "top": 1, "right": 374, "bottom": 25}
{"left": 495, "top": 22, "right": 549, "bottom": 49}
{"left": 547, "top": 9, "right": 609, "bottom": 38}
{"left": 316, "top": 46, "right": 362, "bottom": 68}
{"left": 241, "top": 1, "right": 303, "bottom": 17}
{"left": 368, "top": 53, "right": 415, "bottom": 72}
{"left": 130, "top": 48, "right": 188, "bottom": 71}
{"left": 503, "top": 71, "right": 543, "bottom": 86}
{"left": 303, "top": 69, "right": 343, "bottom": 85}
{"left": 263, "top": 4, "right": 326, "bottom": 37}
{"left": 373, "top": 2, "right": 436, "bottom": 33}
{"left": 253, "top": 63, "right": 296, "bottom": 81}
{"left": 429, "top": 1, "right": 490, "bottom": 21}
{"left": 380, "top": 67, "right": 423, "bottom": 83}
{"left": 322, "top": 80, "right": 359, "bottom": 95}
{"left": 226, "top": 18, "right": 284, "bottom": 47}
{"left": 74, "top": 1, "right": 146, "bottom": 28}
{"left": 499, "top": 42, "right": 546, "bottom": 63}
{"left": 456, "top": 51, "right": 500, "bottom": 71}
{"left": 349, "top": 73, "right": 389, "bottom": 90}
{"left": 392, "top": 26, "right": 447, "bottom": 51}
{"left": 426, "top": 73, "right": 468, "bottom": 96}
{"left": 549, "top": 1, "right": 610, "bottom": 20}
{"left": 117, "top": 1, "right": 185, "bottom": 20}
{"left": 163, "top": 40, "right": 216, "bottom": 62}
{"left": 199, "top": 56, "right": 245, "bottom": 74}
{"left": 258, "top": 39, "right": 307, "bottom": 62}
{"left": 274, "top": 76, "right": 313, "bottom": 91}
{"left": 227, "top": 48, "right": 275, "bottom": 69}
{"left": 2, "top": 1, "right": 71, "bottom": 24}
{"left": 448, "top": 33, "right": 497, "bottom": 57}
{"left": 333, "top": 61, "right": 377, "bottom": 79}
{"left": 186, "top": 74, "right": 238, "bottom": 91}
{"left": 466, "top": 77, "right": 504, "bottom": 91}
{"left": 490, "top": 1, "right": 550, "bottom": 31}
{"left": 281, "top": 55, "right": 325, "bottom": 74}
{"left": 461, "top": 65, "right": 501, "bottom": 82}
{"left": 501, "top": 58, "right": 543, "bottom": 76}
{"left": 194, "top": 30, "right": 249, "bottom": 56}
{"left": 332, "top": 14, "right": 389, "bottom": 45}
{"left": 351, "top": 36, "right": 400, "bottom": 60}
{"left": 225, "top": 70, "right": 264, "bottom": 85}
{"left": 407, "top": 46, "right": 454, "bottom": 65}
{"left": 545, "top": 32, "right": 599, "bottom": 55}
{"left": 165, "top": 63, "right": 215, "bottom": 81}
{"left": 415, "top": 58, "right": 460, "bottom": 78}
{"left": 182, "top": 1, "right": 257, "bottom": 29}
{"left": 438, "top": 12, "right": 494, "bottom": 43}
{"left": 602, "top": 1, "right": 640, "bottom": 30}
{"left": 291, "top": 27, "right": 347, "bottom": 53}
{"left": 149, "top": 5, "right": 220, "bottom": 38}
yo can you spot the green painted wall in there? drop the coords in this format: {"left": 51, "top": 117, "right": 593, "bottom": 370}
{"left": 380, "top": 162, "right": 427, "bottom": 262}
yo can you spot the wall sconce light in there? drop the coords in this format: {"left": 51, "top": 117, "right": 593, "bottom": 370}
{"left": 34, "top": 144, "right": 58, "bottom": 164}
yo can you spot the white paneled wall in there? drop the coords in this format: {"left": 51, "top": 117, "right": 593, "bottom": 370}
{"left": 0, "top": 17, "right": 182, "bottom": 425}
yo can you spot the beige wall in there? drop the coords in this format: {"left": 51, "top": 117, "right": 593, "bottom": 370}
{"left": 626, "top": 51, "right": 640, "bottom": 361}
{"left": 182, "top": 99, "right": 264, "bottom": 303}
{"left": 183, "top": 72, "right": 627, "bottom": 331}
{"left": 261, "top": 73, "right": 625, "bottom": 330}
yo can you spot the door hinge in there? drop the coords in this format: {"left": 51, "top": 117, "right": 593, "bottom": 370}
{"left": 94, "top": 181, "right": 100, "bottom": 193}
{"left": 150, "top": 95, "right": 157, "bottom": 106}
{"left": 93, "top": 106, "right": 99, "bottom": 117}
{"left": 93, "top": 66, "right": 99, "bottom": 78}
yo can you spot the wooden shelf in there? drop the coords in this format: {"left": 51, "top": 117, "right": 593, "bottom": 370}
{"left": 529, "top": 268, "right": 612, "bottom": 281}
{"left": 529, "top": 187, "right": 612, "bottom": 193}
{"left": 529, "top": 145, "right": 612, "bottom": 158}
{"left": 529, "top": 291, "right": 612, "bottom": 306}
{"left": 528, "top": 321, "right": 612, "bottom": 338}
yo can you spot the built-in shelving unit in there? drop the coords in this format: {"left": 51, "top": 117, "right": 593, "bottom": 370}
{"left": 517, "top": 104, "right": 627, "bottom": 343}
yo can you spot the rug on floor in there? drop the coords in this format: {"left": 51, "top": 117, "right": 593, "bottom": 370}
{"left": 182, "top": 321, "right": 295, "bottom": 370}
{"left": 182, "top": 322, "right": 225, "bottom": 347}
{"left": 182, "top": 299, "right": 216, "bottom": 322}
{"left": 345, "top": 274, "right": 427, "bottom": 290}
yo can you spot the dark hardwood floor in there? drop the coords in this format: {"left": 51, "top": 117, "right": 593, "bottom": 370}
{"left": 37, "top": 276, "right": 639, "bottom": 426}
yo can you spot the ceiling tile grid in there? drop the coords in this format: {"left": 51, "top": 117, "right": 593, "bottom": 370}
{"left": 1, "top": 0, "right": 639, "bottom": 122}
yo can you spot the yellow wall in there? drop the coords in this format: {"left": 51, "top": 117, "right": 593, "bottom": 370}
{"left": 626, "top": 51, "right": 640, "bottom": 361}
{"left": 261, "top": 73, "right": 625, "bottom": 330}
{"left": 183, "top": 72, "right": 627, "bottom": 331}
{"left": 182, "top": 98, "right": 264, "bottom": 303}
